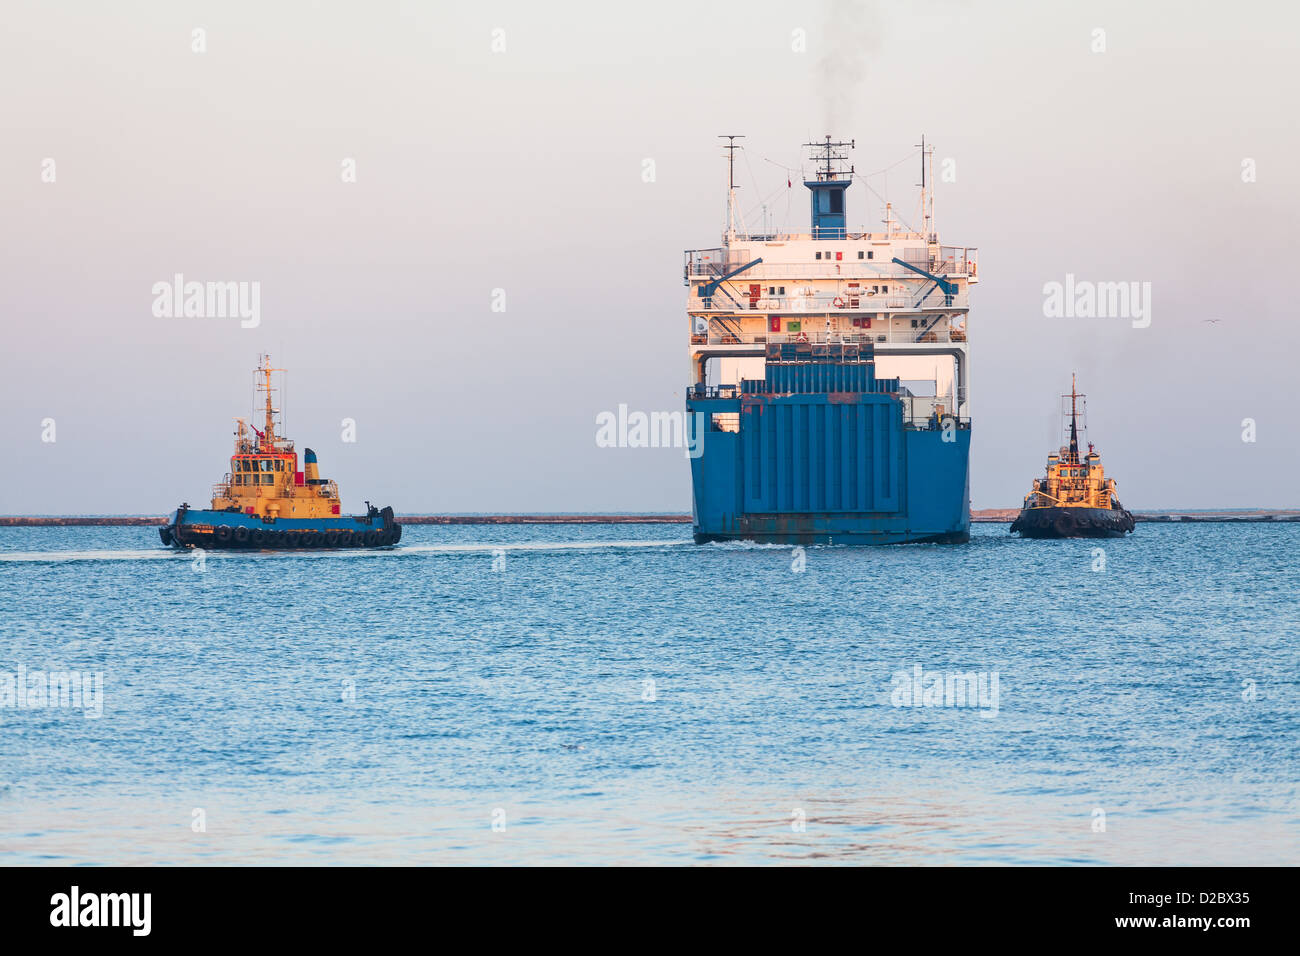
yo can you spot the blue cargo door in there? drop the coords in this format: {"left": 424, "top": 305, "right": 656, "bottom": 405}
{"left": 740, "top": 393, "right": 903, "bottom": 514}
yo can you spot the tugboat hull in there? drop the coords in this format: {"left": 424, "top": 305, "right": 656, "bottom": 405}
{"left": 1010, "top": 505, "right": 1134, "bottom": 539}
{"left": 161, "top": 505, "right": 401, "bottom": 549}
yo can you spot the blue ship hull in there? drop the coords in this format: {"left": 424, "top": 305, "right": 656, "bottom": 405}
{"left": 687, "top": 348, "right": 969, "bottom": 545}
{"left": 161, "top": 505, "right": 400, "bottom": 549}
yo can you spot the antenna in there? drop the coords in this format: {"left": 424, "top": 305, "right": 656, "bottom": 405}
{"left": 254, "top": 352, "right": 283, "bottom": 447}
{"left": 802, "top": 135, "right": 855, "bottom": 181}
{"left": 719, "top": 135, "right": 744, "bottom": 241}
{"left": 915, "top": 134, "right": 935, "bottom": 239}
{"left": 1068, "top": 372, "right": 1081, "bottom": 462}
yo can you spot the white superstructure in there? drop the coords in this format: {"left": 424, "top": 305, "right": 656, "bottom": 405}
{"left": 684, "top": 137, "right": 979, "bottom": 426}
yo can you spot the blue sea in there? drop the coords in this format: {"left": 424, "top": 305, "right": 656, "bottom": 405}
{"left": 0, "top": 523, "right": 1296, "bottom": 865}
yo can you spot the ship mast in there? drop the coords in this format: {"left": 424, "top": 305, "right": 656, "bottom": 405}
{"left": 256, "top": 353, "right": 282, "bottom": 449}
{"left": 719, "top": 135, "right": 744, "bottom": 243}
{"left": 1068, "top": 372, "right": 1080, "bottom": 462}
{"left": 916, "top": 133, "right": 935, "bottom": 240}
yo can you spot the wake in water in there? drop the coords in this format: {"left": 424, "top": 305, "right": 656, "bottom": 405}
{"left": 0, "top": 538, "right": 692, "bottom": 563}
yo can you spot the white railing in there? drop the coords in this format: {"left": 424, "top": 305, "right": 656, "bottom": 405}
{"left": 684, "top": 246, "right": 979, "bottom": 282}
{"left": 691, "top": 328, "right": 968, "bottom": 348}
{"left": 692, "top": 289, "right": 970, "bottom": 313}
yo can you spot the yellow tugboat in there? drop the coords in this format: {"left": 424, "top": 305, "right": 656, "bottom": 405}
{"left": 159, "top": 355, "right": 401, "bottom": 549}
{"left": 1010, "top": 375, "right": 1135, "bottom": 539}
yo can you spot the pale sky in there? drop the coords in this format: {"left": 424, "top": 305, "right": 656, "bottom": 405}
{"left": 2, "top": 0, "right": 1297, "bottom": 514}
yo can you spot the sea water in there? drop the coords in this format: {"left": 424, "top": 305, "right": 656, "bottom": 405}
{"left": 0, "top": 523, "right": 1295, "bottom": 864}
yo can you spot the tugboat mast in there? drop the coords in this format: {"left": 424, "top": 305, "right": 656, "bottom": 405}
{"left": 1068, "top": 371, "right": 1080, "bottom": 463}
{"left": 256, "top": 353, "right": 282, "bottom": 448}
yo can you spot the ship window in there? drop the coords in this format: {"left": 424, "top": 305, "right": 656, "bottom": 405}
{"left": 261, "top": 474, "right": 272, "bottom": 485}
{"left": 858, "top": 251, "right": 864, "bottom": 259}
{"left": 829, "top": 191, "right": 843, "bottom": 214}
{"left": 778, "top": 286, "right": 785, "bottom": 295}
{"left": 274, "top": 460, "right": 283, "bottom": 471}
{"left": 261, "top": 460, "right": 272, "bottom": 471}
{"left": 815, "top": 252, "right": 822, "bottom": 260}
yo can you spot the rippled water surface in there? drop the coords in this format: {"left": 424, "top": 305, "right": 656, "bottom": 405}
{"left": 0, "top": 523, "right": 1296, "bottom": 864}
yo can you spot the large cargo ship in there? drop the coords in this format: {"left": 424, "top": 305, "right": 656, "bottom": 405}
{"left": 684, "top": 137, "right": 978, "bottom": 544}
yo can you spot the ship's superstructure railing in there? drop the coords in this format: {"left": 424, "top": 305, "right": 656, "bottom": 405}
{"left": 688, "top": 383, "right": 969, "bottom": 430}
{"left": 684, "top": 245, "right": 978, "bottom": 282}
{"left": 898, "top": 393, "right": 969, "bottom": 429}
{"left": 689, "top": 328, "right": 966, "bottom": 347}
{"left": 211, "top": 475, "right": 339, "bottom": 503}
{"left": 692, "top": 288, "right": 969, "bottom": 313}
